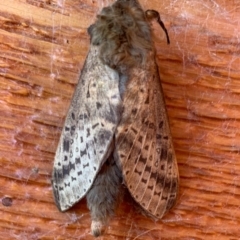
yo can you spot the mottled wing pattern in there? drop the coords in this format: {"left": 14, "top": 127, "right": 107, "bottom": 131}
{"left": 115, "top": 51, "right": 179, "bottom": 219}
{"left": 52, "top": 45, "right": 122, "bottom": 211}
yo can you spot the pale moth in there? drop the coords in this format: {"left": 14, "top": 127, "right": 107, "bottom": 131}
{"left": 52, "top": 0, "right": 179, "bottom": 237}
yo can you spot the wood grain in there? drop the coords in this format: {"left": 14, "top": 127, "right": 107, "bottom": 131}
{"left": 0, "top": 0, "right": 240, "bottom": 239}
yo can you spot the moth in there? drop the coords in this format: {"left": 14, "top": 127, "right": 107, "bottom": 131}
{"left": 52, "top": 0, "right": 179, "bottom": 237}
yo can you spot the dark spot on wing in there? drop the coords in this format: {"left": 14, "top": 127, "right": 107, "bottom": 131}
{"left": 156, "top": 134, "right": 162, "bottom": 139}
{"left": 80, "top": 149, "right": 87, "bottom": 157}
{"left": 145, "top": 95, "right": 149, "bottom": 104}
{"left": 87, "top": 128, "right": 90, "bottom": 137}
{"left": 71, "top": 112, "right": 75, "bottom": 120}
{"left": 69, "top": 162, "right": 75, "bottom": 171}
{"left": 145, "top": 165, "right": 151, "bottom": 173}
{"left": 161, "top": 147, "right": 167, "bottom": 159}
{"left": 75, "top": 157, "right": 81, "bottom": 164}
{"left": 141, "top": 178, "right": 147, "bottom": 184}
{"left": 132, "top": 108, "right": 137, "bottom": 115}
{"left": 120, "top": 153, "right": 126, "bottom": 158}
{"left": 150, "top": 172, "right": 157, "bottom": 180}
{"left": 111, "top": 94, "right": 118, "bottom": 99}
{"left": 70, "top": 125, "right": 75, "bottom": 135}
{"left": 63, "top": 139, "right": 69, "bottom": 152}
{"left": 63, "top": 166, "right": 69, "bottom": 177}
{"left": 168, "top": 151, "right": 173, "bottom": 163}
{"left": 154, "top": 190, "right": 161, "bottom": 196}
{"left": 131, "top": 127, "right": 138, "bottom": 135}
{"left": 92, "top": 123, "right": 99, "bottom": 129}
{"left": 148, "top": 185, "right": 153, "bottom": 190}
{"left": 83, "top": 163, "right": 89, "bottom": 168}
{"left": 71, "top": 176, "right": 77, "bottom": 181}
{"left": 139, "top": 156, "right": 147, "bottom": 164}
{"left": 96, "top": 102, "right": 102, "bottom": 109}
{"left": 134, "top": 168, "right": 142, "bottom": 176}
{"left": 87, "top": 89, "right": 90, "bottom": 98}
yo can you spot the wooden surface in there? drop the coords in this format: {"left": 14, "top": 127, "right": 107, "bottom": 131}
{"left": 1, "top": 0, "right": 240, "bottom": 239}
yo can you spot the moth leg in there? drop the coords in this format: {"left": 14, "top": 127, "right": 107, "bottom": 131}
{"left": 86, "top": 156, "right": 122, "bottom": 237}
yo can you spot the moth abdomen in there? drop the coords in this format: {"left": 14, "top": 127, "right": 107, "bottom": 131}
{"left": 86, "top": 157, "right": 122, "bottom": 237}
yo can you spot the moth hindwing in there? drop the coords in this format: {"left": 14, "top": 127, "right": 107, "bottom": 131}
{"left": 52, "top": 0, "right": 179, "bottom": 237}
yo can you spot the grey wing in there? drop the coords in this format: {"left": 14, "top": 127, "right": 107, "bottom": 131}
{"left": 115, "top": 53, "right": 179, "bottom": 218}
{"left": 52, "top": 45, "right": 122, "bottom": 211}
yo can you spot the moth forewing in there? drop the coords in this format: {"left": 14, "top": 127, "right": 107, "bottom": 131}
{"left": 114, "top": 36, "right": 179, "bottom": 219}
{"left": 52, "top": 45, "right": 122, "bottom": 212}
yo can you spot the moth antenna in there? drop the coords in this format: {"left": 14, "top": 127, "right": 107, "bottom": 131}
{"left": 145, "top": 10, "right": 170, "bottom": 44}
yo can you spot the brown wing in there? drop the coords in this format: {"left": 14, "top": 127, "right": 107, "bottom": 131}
{"left": 114, "top": 51, "right": 179, "bottom": 218}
